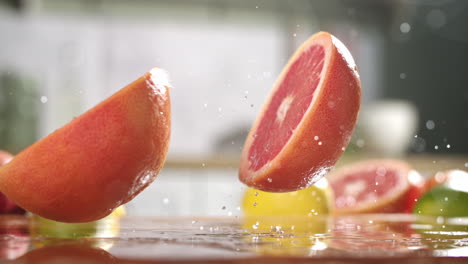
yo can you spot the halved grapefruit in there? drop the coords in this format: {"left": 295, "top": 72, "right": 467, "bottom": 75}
{"left": 328, "top": 160, "right": 425, "bottom": 214}
{"left": 0, "top": 68, "right": 171, "bottom": 222}
{"left": 239, "top": 32, "right": 361, "bottom": 192}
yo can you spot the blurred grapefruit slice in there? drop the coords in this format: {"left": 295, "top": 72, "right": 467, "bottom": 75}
{"left": 329, "top": 160, "right": 425, "bottom": 214}
{"left": 239, "top": 32, "right": 361, "bottom": 192}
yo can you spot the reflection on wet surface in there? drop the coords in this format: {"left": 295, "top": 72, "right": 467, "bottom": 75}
{"left": 0, "top": 214, "right": 467, "bottom": 263}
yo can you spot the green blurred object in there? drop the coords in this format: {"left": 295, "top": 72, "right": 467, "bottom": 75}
{"left": 414, "top": 186, "right": 468, "bottom": 217}
{"left": 414, "top": 171, "right": 468, "bottom": 217}
{"left": 0, "top": 71, "right": 39, "bottom": 153}
{"left": 31, "top": 215, "right": 99, "bottom": 239}
{"left": 30, "top": 206, "right": 125, "bottom": 239}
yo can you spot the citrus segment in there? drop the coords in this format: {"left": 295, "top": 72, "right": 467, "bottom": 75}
{"left": 239, "top": 32, "right": 361, "bottom": 192}
{"left": 0, "top": 68, "right": 171, "bottom": 223}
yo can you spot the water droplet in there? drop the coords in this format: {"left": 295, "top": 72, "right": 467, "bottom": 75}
{"left": 253, "top": 202, "right": 257, "bottom": 206}
{"left": 218, "top": 107, "right": 222, "bottom": 112}
{"left": 434, "top": 145, "right": 439, "bottom": 150}
{"left": 221, "top": 206, "right": 226, "bottom": 210}
{"left": 200, "top": 226, "right": 204, "bottom": 231}
{"left": 163, "top": 198, "right": 169, "bottom": 204}
{"left": 191, "top": 220, "right": 197, "bottom": 224}
{"left": 293, "top": 33, "right": 297, "bottom": 37}
{"left": 203, "top": 103, "right": 208, "bottom": 108}
{"left": 254, "top": 192, "right": 259, "bottom": 196}
{"left": 250, "top": 104, "right": 254, "bottom": 107}
{"left": 400, "top": 22, "right": 411, "bottom": 33}
{"left": 356, "top": 139, "right": 365, "bottom": 148}
{"left": 368, "top": 220, "right": 374, "bottom": 224}
{"left": 426, "top": 120, "right": 435, "bottom": 130}
{"left": 465, "top": 163, "right": 468, "bottom": 168}
{"left": 446, "top": 144, "right": 451, "bottom": 149}
{"left": 201, "top": 163, "right": 206, "bottom": 167}
{"left": 341, "top": 147, "right": 346, "bottom": 151}
{"left": 252, "top": 223, "right": 259, "bottom": 229}
{"left": 444, "top": 197, "right": 448, "bottom": 201}
{"left": 400, "top": 73, "right": 407, "bottom": 79}
{"left": 40, "top": 96, "right": 48, "bottom": 103}
{"left": 159, "top": 111, "right": 163, "bottom": 115}
{"left": 314, "top": 136, "right": 319, "bottom": 141}
{"left": 318, "top": 141, "right": 323, "bottom": 146}
{"left": 267, "top": 178, "right": 273, "bottom": 183}
{"left": 255, "top": 5, "right": 258, "bottom": 9}
{"left": 236, "top": 206, "right": 241, "bottom": 211}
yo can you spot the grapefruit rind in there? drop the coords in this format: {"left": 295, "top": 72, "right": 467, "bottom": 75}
{"left": 239, "top": 32, "right": 361, "bottom": 192}
{"left": 0, "top": 68, "right": 171, "bottom": 222}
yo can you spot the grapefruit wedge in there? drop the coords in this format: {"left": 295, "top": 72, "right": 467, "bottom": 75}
{"left": 328, "top": 160, "right": 425, "bottom": 214}
{"left": 239, "top": 32, "right": 361, "bottom": 192}
{"left": 0, "top": 68, "right": 171, "bottom": 222}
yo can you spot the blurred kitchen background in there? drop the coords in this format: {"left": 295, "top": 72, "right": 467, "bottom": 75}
{"left": 0, "top": 0, "right": 467, "bottom": 216}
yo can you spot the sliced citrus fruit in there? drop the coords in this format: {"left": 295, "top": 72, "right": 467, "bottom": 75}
{"left": 30, "top": 205, "right": 125, "bottom": 243}
{"left": 0, "top": 68, "right": 171, "bottom": 223}
{"left": 242, "top": 178, "right": 332, "bottom": 233}
{"left": 414, "top": 170, "right": 468, "bottom": 217}
{"left": 328, "top": 160, "right": 425, "bottom": 214}
{"left": 239, "top": 32, "right": 361, "bottom": 192}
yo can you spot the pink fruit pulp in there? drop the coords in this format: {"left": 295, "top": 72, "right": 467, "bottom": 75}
{"left": 249, "top": 45, "right": 325, "bottom": 171}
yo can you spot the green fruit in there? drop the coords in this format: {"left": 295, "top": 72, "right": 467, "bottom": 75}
{"left": 31, "top": 215, "right": 99, "bottom": 239}
{"left": 30, "top": 206, "right": 125, "bottom": 239}
{"left": 414, "top": 172, "right": 468, "bottom": 217}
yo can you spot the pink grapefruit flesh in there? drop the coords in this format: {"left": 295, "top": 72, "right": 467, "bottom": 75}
{"left": 239, "top": 31, "right": 361, "bottom": 192}
{"left": 329, "top": 160, "right": 425, "bottom": 214}
{"left": 0, "top": 68, "right": 171, "bottom": 222}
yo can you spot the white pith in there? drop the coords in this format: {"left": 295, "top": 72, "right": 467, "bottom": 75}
{"left": 276, "top": 95, "right": 294, "bottom": 125}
